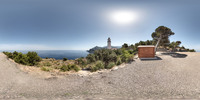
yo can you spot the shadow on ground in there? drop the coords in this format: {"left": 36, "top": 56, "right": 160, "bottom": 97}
{"left": 140, "top": 56, "right": 162, "bottom": 61}
{"left": 161, "top": 52, "right": 187, "bottom": 58}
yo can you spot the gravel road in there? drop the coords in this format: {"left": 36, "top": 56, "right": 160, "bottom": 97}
{"left": 1, "top": 52, "right": 200, "bottom": 100}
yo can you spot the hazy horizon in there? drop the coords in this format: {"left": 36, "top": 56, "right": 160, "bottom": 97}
{"left": 0, "top": 0, "right": 200, "bottom": 51}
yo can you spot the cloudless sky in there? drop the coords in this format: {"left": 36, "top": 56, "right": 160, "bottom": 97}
{"left": 0, "top": 0, "right": 200, "bottom": 50}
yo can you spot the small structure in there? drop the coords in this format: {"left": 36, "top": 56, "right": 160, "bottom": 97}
{"left": 107, "top": 37, "right": 112, "bottom": 49}
{"left": 138, "top": 45, "right": 155, "bottom": 59}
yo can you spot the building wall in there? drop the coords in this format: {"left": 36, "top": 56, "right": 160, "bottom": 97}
{"left": 138, "top": 47, "right": 155, "bottom": 58}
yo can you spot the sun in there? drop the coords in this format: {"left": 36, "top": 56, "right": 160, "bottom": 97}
{"left": 110, "top": 10, "right": 138, "bottom": 25}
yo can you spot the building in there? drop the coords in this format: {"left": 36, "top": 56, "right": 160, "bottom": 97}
{"left": 138, "top": 45, "right": 155, "bottom": 59}
{"left": 107, "top": 37, "right": 112, "bottom": 49}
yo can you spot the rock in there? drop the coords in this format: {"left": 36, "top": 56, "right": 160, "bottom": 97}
{"left": 111, "top": 67, "right": 118, "bottom": 71}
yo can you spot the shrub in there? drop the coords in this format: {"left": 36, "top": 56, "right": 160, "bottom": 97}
{"left": 13, "top": 51, "right": 19, "bottom": 58}
{"left": 90, "top": 66, "right": 98, "bottom": 72}
{"left": 14, "top": 53, "right": 28, "bottom": 65}
{"left": 105, "top": 62, "right": 115, "bottom": 69}
{"left": 3, "top": 51, "right": 13, "bottom": 58}
{"left": 114, "top": 49, "right": 123, "bottom": 56}
{"left": 63, "top": 58, "right": 68, "bottom": 61}
{"left": 189, "top": 49, "right": 196, "bottom": 52}
{"left": 41, "top": 67, "right": 51, "bottom": 72}
{"left": 89, "top": 64, "right": 97, "bottom": 72}
{"left": 89, "top": 61, "right": 105, "bottom": 72}
{"left": 60, "top": 64, "right": 80, "bottom": 72}
{"left": 93, "top": 49, "right": 117, "bottom": 64}
{"left": 27, "top": 52, "right": 42, "bottom": 66}
{"left": 3, "top": 51, "right": 42, "bottom": 66}
{"left": 60, "top": 65, "right": 69, "bottom": 72}
{"left": 121, "top": 50, "right": 133, "bottom": 63}
{"left": 116, "top": 57, "right": 122, "bottom": 65}
{"left": 95, "top": 61, "right": 104, "bottom": 69}
{"left": 76, "top": 57, "right": 87, "bottom": 68}
{"left": 43, "top": 62, "right": 52, "bottom": 66}
{"left": 70, "top": 64, "right": 80, "bottom": 72}
{"left": 86, "top": 54, "right": 96, "bottom": 63}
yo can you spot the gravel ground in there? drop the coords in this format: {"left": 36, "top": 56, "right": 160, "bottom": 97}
{"left": 1, "top": 52, "right": 200, "bottom": 100}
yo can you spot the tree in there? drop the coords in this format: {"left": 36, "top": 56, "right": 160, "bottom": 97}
{"left": 169, "top": 41, "right": 181, "bottom": 52}
{"left": 129, "top": 44, "right": 136, "bottom": 51}
{"left": 152, "top": 26, "right": 175, "bottom": 52}
{"left": 122, "top": 43, "right": 128, "bottom": 49}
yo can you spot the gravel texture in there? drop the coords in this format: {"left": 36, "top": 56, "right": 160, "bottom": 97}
{"left": 1, "top": 52, "right": 200, "bottom": 100}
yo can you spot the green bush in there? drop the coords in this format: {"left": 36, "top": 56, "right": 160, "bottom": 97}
{"left": 105, "top": 62, "right": 115, "bottom": 69}
{"left": 89, "top": 64, "right": 97, "bottom": 72}
{"left": 60, "top": 64, "right": 80, "bottom": 72}
{"left": 41, "top": 67, "right": 51, "bottom": 72}
{"left": 86, "top": 54, "right": 96, "bottom": 63}
{"left": 89, "top": 61, "right": 105, "bottom": 72}
{"left": 70, "top": 64, "right": 80, "bottom": 72}
{"left": 120, "top": 49, "right": 134, "bottom": 63}
{"left": 63, "top": 58, "right": 68, "bottom": 61}
{"left": 3, "top": 51, "right": 41, "bottom": 66}
{"left": 14, "top": 53, "right": 28, "bottom": 65}
{"left": 76, "top": 57, "right": 87, "bottom": 68}
{"left": 116, "top": 57, "right": 122, "bottom": 65}
{"left": 13, "top": 51, "right": 19, "bottom": 59}
{"left": 60, "top": 65, "right": 69, "bottom": 72}
{"left": 3, "top": 51, "right": 13, "bottom": 58}
{"left": 27, "top": 52, "right": 42, "bottom": 66}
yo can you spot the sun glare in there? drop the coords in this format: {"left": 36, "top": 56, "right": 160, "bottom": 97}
{"left": 110, "top": 10, "right": 138, "bottom": 25}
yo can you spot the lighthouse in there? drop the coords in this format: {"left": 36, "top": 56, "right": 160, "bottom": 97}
{"left": 107, "top": 37, "right": 111, "bottom": 49}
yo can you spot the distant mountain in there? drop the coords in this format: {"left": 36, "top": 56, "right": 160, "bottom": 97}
{"left": 87, "top": 46, "right": 121, "bottom": 53}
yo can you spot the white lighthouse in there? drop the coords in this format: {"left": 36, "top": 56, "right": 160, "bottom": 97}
{"left": 107, "top": 37, "right": 111, "bottom": 49}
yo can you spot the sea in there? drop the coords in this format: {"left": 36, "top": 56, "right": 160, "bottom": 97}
{"left": 0, "top": 50, "right": 89, "bottom": 60}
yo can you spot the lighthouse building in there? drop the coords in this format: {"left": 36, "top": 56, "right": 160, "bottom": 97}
{"left": 107, "top": 37, "right": 112, "bottom": 49}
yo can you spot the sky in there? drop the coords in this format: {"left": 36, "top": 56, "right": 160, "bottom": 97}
{"left": 0, "top": 0, "right": 200, "bottom": 50}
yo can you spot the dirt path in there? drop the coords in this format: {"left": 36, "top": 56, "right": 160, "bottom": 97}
{"left": 1, "top": 52, "right": 200, "bottom": 100}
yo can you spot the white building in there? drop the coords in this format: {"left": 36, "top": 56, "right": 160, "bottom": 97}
{"left": 107, "top": 37, "right": 111, "bottom": 49}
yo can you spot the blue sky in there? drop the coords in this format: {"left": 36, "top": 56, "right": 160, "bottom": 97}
{"left": 0, "top": 0, "right": 200, "bottom": 50}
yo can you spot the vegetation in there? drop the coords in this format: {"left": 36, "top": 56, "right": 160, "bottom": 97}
{"left": 169, "top": 41, "right": 181, "bottom": 52}
{"left": 75, "top": 57, "right": 87, "bottom": 68}
{"left": 89, "top": 61, "right": 105, "bottom": 72}
{"left": 85, "top": 48, "right": 134, "bottom": 72}
{"left": 60, "top": 64, "right": 80, "bottom": 72}
{"left": 105, "top": 62, "right": 115, "bottom": 69}
{"left": 41, "top": 67, "right": 51, "bottom": 72}
{"left": 151, "top": 26, "right": 175, "bottom": 51}
{"left": 168, "top": 41, "right": 195, "bottom": 52}
{"left": 63, "top": 58, "right": 68, "bottom": 61}
{"left": 3, "top": 51, "right": 41, "bottom": 66}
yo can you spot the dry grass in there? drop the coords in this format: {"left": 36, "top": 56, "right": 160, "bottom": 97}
{"left": 37, "top": 58, "right": 77, "bottom": 72}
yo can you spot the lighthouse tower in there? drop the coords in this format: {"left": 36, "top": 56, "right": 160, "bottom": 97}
{"left": 107, "top": 37, "right": 111, "bottom": 49}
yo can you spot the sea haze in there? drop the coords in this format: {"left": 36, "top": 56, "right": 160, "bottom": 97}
{"left": 0, "top": 50, "right": 89, "bottom": 60}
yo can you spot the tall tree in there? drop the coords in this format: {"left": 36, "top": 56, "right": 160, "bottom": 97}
{"left": 152, "top": 26, "right": 175, "bottom": 52}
